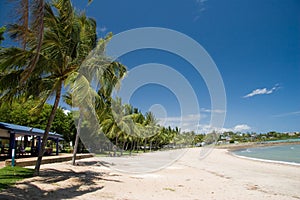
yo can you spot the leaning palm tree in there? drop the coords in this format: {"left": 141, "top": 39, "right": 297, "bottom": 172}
{"left": 0, "top": 26, "right": 6, "bottom": 45}
{"left": 7, "top": 0, "right": 45, "bottom": 82}
{"left": 100, "top": 98, "right": 131, "bottom": 156}
{"left": 63, "top": 92, "right": 83, "bottom": 165}
{"left": 144, "top": 112, "right": 159, "bottom": 151}
{"left": 0, "top": 0, "right": 106, "bottom": 175}
{"left": 8, "top": 0, "right": 92, "bottom": 82}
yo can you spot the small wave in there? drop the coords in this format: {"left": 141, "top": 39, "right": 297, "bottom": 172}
{"left": 232, "top": 154, "right": 300, "bottom": 167}
{"left": 241, "top": 149, "right": 251, "bottom": 153}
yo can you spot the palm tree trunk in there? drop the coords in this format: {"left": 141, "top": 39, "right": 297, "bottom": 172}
{"left": 113, "top": 135, "right": 118, "bottom": 157}
{"left": 133, "top": 141, "right": 135, "bottom": 152}
{"left": 125, "top": 142, "right": 129, "bottom": 151}
{"left": 72, "top": 111, "right": 82, "bottom": 165}
{"left": 21, "top": 0, "right": 29, "bottom": 50}
{"left": 143, "top": 138, "right": 147, "bottom": 153}
{"left": 21, "top": 0, "right": 45, "bottom": 83}
{"left": 136, "top": 141, "right": 139, "bottom": 153}
{"left": 121, "top": 140, "right": 126, "bottom": 156}
{"left": 34, "top": 83, "right": 62, "bottom": 176}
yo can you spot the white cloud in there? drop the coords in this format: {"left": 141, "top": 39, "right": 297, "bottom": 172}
{"left": 197, "top": 124, "right": 251, "bottom": 134}
{"left": 157, "top": 110, "right": 249, "bottom": 134}
{"left": 273, "top": 111, "right": 300, "bottom": 117}
{"left": 158, "top": 114, "right": 204, "bottom": 132}
{"left": 233, "top": 124, "right": 251, "bottom": 132}
{"left": 194, "top": 0, "right": 207, "bottom": 21}
{"left": 98, "top": 26, "right": 107, "bottom": 33}
{"left": 62, "top": 109, "right": 71, "bottom": 115}
{"left": 243, "top": 84, "right": 280, "bottom": 98}
{"left": 195, "top": 0, "right": 207, "bottom": 4}
{"left": 200, "top": 108, "right": 226, "bottom": 114}
{"left": 158, "top": 108, "right": 226, "bottom": 133}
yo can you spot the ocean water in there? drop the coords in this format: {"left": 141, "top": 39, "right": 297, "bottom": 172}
{"left": 233, "top": 144, "right": 300, "bottom": 165}
{"left": 266, "top": 138, "right": 300, "bottom": 143}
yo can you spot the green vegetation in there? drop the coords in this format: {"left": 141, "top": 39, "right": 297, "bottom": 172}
{"left": 217, "top": 131, "right": 300, "bottom": 144}
{"left": 0, "top": 99, "right": 74, "bottom": 142}
{"left": 0, "top": 0, "right": 126, "bottom": 175}
{"left": 96, "top": 97, "right": 203, "bottom": 155}
{"left": 0, "top": 166, "right": 34, "bottom": 191}
{"left": 1, "top": 0, "right": 208, "bottom": 168}
{"left": 1, "top": 0, "right": 297, "bottom": 181}
{"left": 0, "top": 26, "right": 5, "bottom": 45}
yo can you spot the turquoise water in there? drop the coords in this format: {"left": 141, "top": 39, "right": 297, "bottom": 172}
{"left": 266, "top": 138, "right": 300, "bottom": 143}
{"left": 233, "top": 144, "right": 300, "bottom": 165}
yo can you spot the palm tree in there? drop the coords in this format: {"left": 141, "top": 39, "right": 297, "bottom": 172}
{"left": 0, "top": 26, "right": 6, "bottom": 45}
{"left": 8, "top": 0, "right": 92, "bottom": 82}
{"left": 7, "top": 0, "right": 45, "bottom": 82}
{"left": 63, "top": 92, "right": 83, "bottom": 165}
{"left": 0, "top": 0, "right": 102, "bottom": 175}
{"left": 100, "top": 98, "right": 134, "bottom": 156}
{"left": 144, "top": 112, "right": 159, "bottom": 151}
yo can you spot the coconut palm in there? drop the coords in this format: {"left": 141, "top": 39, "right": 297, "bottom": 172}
{"left": 144, "top": 112, "right": 159, "bottom": 151}
{"left": 62, "top": 92, "right": 84, "bottom": 165}
{"left": 8, "top": 0, "right": 92, "bottom": 82}
{"left": 100, "top": 98, "right": 137, "bottom": 156}
{"left": 7, "top": 0, "right": 45, "bottom": 83}
{"left": 0, "top": 0, "right": 107, "bottom": 175}
{"left": 0, "top": 26, "right": 5, "bottom": 45}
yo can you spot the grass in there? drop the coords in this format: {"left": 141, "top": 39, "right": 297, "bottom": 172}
{"left": 0, "top": 166, "right": 34, "bottom": 191}
{"left": 163, "top": 187, "right": 176, "bottom": 192}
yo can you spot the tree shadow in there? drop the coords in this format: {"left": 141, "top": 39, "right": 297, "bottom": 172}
{"left": 75, "top": 160, "right": 114, "bottom": 167}
{"left": 0, "top": 164, "right": 123, "bottom": 199}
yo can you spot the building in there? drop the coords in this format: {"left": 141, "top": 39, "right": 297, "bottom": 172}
{"left": 0, "top": 122, "right": 63, "bottom": 158}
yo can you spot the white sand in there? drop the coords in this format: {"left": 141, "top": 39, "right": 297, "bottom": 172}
{"left": 1, "top": 148, "right": 299, "bottom": 200}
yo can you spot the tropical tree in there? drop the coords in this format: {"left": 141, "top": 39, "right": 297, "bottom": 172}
{"left": 0, "top": 98, "right": 73, "bottom": 142}
{"left": 143, "top": 112, "right": 159, "bottom": 152}
{"left": 8, "top": 0, "right": 92, "bottom": 81}
{"left": 7, "top": 0, "right": 45, "bottom": 83}
{"left": 63, "top": 92, "right": 83, "bottom": 165}
{"left": 0, "top": 26, "right": 5, "bottom": 45}
{"left": 0, "top": 0, "right": 105, "bottom": 175}
{"left": 100, "top": 98, "right": 137, "bottom": 156}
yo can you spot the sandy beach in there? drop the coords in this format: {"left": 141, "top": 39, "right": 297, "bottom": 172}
{"left": 0, "top": 147, "right": 299, "bottom": 200}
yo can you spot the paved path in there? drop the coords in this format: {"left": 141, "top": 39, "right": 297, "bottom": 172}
{"left": 3, "top": 154, "right": 93, "bottom": 167}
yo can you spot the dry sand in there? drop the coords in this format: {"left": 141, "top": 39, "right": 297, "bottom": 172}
{"left": 0, "top": 148, "right": 299, "bottom": 200}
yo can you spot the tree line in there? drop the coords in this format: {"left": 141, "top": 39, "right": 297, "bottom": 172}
{"left": 0, "top": 0, "right": 209, "bottom": 175}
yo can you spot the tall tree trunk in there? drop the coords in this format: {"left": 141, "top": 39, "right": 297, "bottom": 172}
{"left": 21, "top": 0, "right": 44, "bottom": 83}
{"left": 34, "top": 83, "right": 62, "bottom": 176}
{"left": 136, "top": 141, "right": 139, "bottom": 153}
{"left": 132, "top": 141, "right": 135, "bottom": 152}
{"left": 72, "top": 111, "right": 82, "bottom": 165}
{"left": 143, "top": 138, "right": 147, "bottom": 153}
{"left": 21, "top": 0, "right": 29, "bottom": 50}
{"left": 121, "top": 140, "right": 126, "bottom": 156}
{"left": 113, "top": 135, "right": 118, "bottom": 157}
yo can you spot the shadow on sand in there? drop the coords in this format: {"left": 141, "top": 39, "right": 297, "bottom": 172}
{"left": 0, "top": 161, "right": 122, "bottom": 200}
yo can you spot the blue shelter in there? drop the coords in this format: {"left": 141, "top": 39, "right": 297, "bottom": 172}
{"left": 0, "top": 122, "right": 63, "bottom": 158}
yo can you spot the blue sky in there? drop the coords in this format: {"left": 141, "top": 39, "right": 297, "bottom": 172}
{"left": 1, "top": 0, "right": 299, "bottom": 133}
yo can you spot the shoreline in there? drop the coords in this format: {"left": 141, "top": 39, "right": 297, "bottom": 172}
{"left": 219, "top": 141, "right": 300, "bottom": 167}
{"left": 216, "top": 140, "right": 300, "bottom": 151}
{"left": 1, "top": 147, "right": 300, "bottom": 199}
{"left": 227, "top": 149, "right": 300, "bottom": 167}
